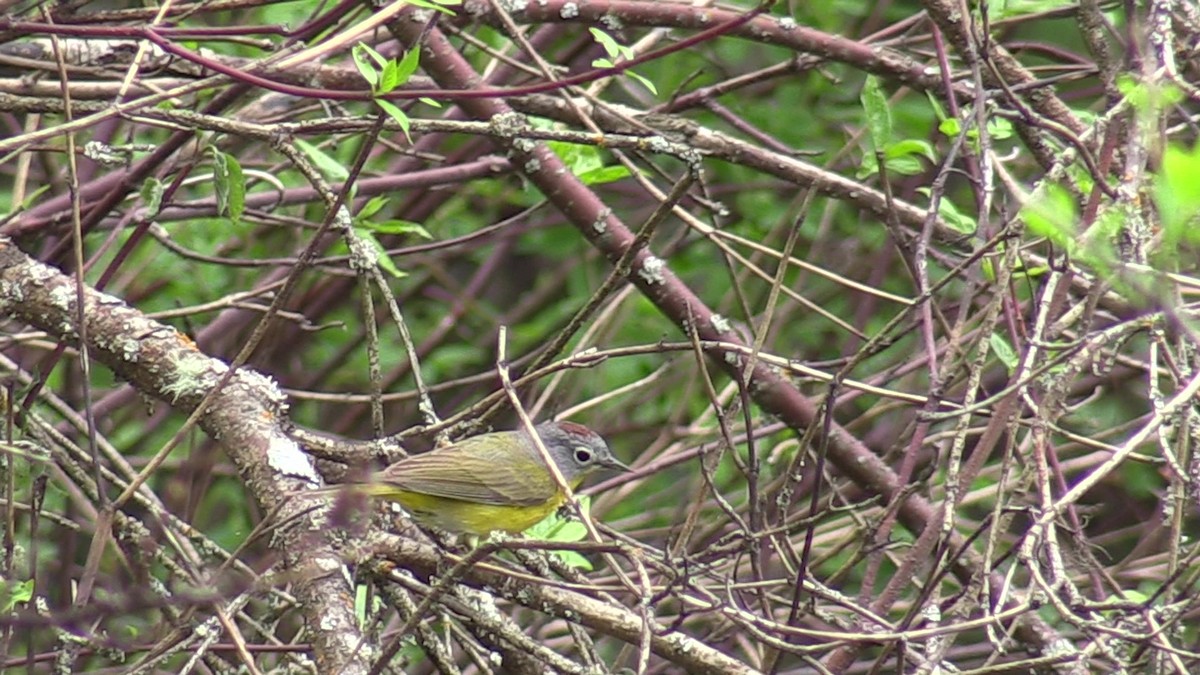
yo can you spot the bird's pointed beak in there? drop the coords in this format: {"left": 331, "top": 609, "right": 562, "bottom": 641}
{"left": 603, "top": 456, "right": 633, "bottom": 473}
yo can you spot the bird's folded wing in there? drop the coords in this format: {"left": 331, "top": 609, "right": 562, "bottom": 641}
{"left": 377, "top": 441, "right": 556, "bottom": 506}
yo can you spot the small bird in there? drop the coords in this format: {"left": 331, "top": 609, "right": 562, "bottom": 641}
{"left": 331, "top": 421, "right": 629, "bottom": 536}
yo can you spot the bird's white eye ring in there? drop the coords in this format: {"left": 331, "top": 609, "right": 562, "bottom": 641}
{"left": 573, "top": 447, "right": 593, "bottom": 463}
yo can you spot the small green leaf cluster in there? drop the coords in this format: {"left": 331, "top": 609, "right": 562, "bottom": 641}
{"left": 352, "top": 43, "right": 425, "bottom": 142}
{"left": 545, "top": 136, "right": 633, "bottom": 186}
{"left": 290, "top": 139, "right": 434, "bottom": 279}
{"left": 857, "top": 76, "right": 936, "bottom": 180}
{"left": 350, "top": 195, "right": 433, "bottom": 279}
{"left": 590, "top": 28, "right": 658, "bottom": 96}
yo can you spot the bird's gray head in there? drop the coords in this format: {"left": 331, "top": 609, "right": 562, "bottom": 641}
{"left": 532, "top": 421, "right": 629, "bottom": 482}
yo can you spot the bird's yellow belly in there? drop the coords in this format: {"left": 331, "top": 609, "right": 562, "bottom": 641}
{"left": 385, "top": 490, "right": 566, "bottom": 535}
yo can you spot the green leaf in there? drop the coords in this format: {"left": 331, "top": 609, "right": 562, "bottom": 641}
{"left": 1118, "top": 74, "right": 1184, "bottom": 115}
{"left": 6, "top": 184, "right": 49, "bottom": 216}
{"left": 1156, "top": 142, "right": 1200, "bottom": 242}
{"left": 991, "top": 0, "right": 1077, "bottom": 19}
{"left": 226, "top": 160, "right": 245, "bottom": 222}
{"left": 379, "top": 60, "right": 400, "bottom": 93}
{"left": 938, "top": 199, "right": 976, "bottom": 235}
{"left": 523, "top": 498, "right": 595, "bottom": 570}
{"left": 358, "top": 43, "right": 388, "bottom": 70}
{"left": 0, "top": 578, "right": 33, "bottom": 613}
{"left": 540, "top": 497, "right": 591, "bottom": 540}
{"left": 860, "top": 75, "right": 891, "bottom": 152}
{"left": 546, "top": 141, "right": 635, "bottom": 184}
{"left": 1012, "top": 261, "right": 1049, "bottom": 281}
{"left": 578, "top": 165, "right": 632, "bottom": 185}
{"left": 925, "top": 90, "right": 948, "bottom": 122}
{"left": 357, "top": 195, "right": 389, "bottom": 221}
{"left": 918, "top": 188, "right": 977, "bottom": 234}
{"left": 210, "top": 147, "right": 245, "bottom": 224}
{"left": 351, "top": 44, "right": 379, "bottom": 88}
{"left": 989, "top": 333, "right": 1019, "bottom": 374}
{"left": 981, "top": 257, "right": 995, "bottom": 282}
{"left": 938, "top": 113, "right": 1013, "bottom": 143}
{"left": 987, "top": 116, "right": 1015, "bottom": 141}
{"left": 354, "top": 229, "right": 407, "bottom": 278}
{"left": 362, "top": 219, "right": 432, "bottom": 238}
{"left": 1081, "top": 206, "right": 1122, "bottom": 263}
{"left": 406, "top": 0, "right": 459, "bottom": 15}
{"left": 140, "top": 177, "right": 164, "bottom": 216}
{"left": 1065, "top": 164, "right": 1095, "bottom": 198}
{"left": 394, "top": 48, "right": 421, "bottom": 85}
{"left": 354, "top": 583, "right": 369, "bottom": 624}
{"left": 376, "top": 99, "right": 411, "bottom": 143}
{"left": 590, "top": 27, "right": 622, "bottom": 59}
{"left": 552, "top": 140, "right": 599, "bottom": 173}
{"left": 296, "top": 139, "right": 349, "bottom": 181}
{"left": 882, "top": 155, "right": 923, "bottom": 176}
{"left": 885, "top": 139, "right": 936, "bottom": 163}
{"left": 857, "top": 152, "right": 879, "bottom": 179}
{"left": 1021, "top": 184, "right": 1077, "bottom": 251}
{"left": 550, "top": 519, "right": 588, "bottom": 542}
{"left": 857, "top": 150, "right": 928, "bottom": 179}
{"left": 627, "top": 69, "right": 658, "bottom": 96}
{"left": 551, "top": 548, "right": 592, "bottom": 570}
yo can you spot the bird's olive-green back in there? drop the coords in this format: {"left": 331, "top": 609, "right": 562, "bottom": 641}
{"left": 373, "top": 431, "right": 575, "bottom": 507}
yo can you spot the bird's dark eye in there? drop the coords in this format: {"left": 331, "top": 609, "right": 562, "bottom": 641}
{"left": 574, "top": 447, "right": 593, "bottom": 464}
